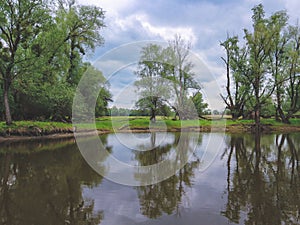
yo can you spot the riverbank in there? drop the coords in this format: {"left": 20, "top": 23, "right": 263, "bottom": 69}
{"left": 1, "top": 117, "right": 300, "bottom": 142}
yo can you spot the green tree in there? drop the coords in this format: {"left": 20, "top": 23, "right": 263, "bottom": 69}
{"left": 243, "top": 4, "right": 276, "bottom": 129}
{"left": 55, "top": 0, "right": 105, "bottom": 86}
{"left": 220, "top": 36, "right": 250, "bottom": 120}
{"left": 0, "top": 0, "right": 107, "bottom": 122}
{"left": 221, "top": 4, "right": 300, "bottom": 127}
{"left": 191, "top": 91, "right": 208, "bottom": 117}
{"left": 135, "top": 44, "right": 171, "bottom": 122}
{"left": 165, "top": 35, "right": 201, "bottom": 120}
{"left": 73, "top": 65, "right": 112, "bottom": 121}
{"left": 277, "top": 24, "right": 300, "bottom": 123}
{"left": 267, "top": 10, "right": 290, "bottom": 122}
{"left": 0, "top": 0, "right": 51, "bottom": 125}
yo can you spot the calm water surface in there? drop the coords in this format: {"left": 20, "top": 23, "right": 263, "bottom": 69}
{"left": 0, "top": 132, "right": 299, "bottom": 225}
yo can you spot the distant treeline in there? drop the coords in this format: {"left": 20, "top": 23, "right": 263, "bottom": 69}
{"left": 108, "top": 106, "right": 212, "bottom": 117}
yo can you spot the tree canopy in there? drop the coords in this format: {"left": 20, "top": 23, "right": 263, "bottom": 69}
{"left": 221, "top": 4, "right": 300, "bottom": 127}
{"left": 0, "top": 0, "right": 110, "bottom": 124}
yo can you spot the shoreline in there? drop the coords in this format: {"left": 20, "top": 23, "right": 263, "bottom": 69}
{"left": 1, "top": 124, "right": 300, "bottom": 143}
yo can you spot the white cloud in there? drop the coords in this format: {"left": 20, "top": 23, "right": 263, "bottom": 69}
{"left": 138, "top": 15, "right": 197, "bottom": 44}
{"left": 77, "top": 0, "right": 299, "bottom": 110}
{"left": 78, "top": 0, "right": 136, "bottom": 15}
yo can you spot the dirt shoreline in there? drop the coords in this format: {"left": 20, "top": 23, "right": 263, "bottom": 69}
{"left": 1, "top": 124, "right": 300, "bottom": 143}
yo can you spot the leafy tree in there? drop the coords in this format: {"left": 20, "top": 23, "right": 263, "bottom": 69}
{"left": 220, "top": 36, "right": 250, "bottom": 120}
{"left": 0, "top": 0, "right": 108, "bottom": 123}
{"left": 73, "top": 65, "right": 112, "bottom": 121}
{"left": 267, "top": 10, "right": 290, "bottom": 122}
{"left": 135, "top": 44, "right": 171, "bottom": 122}
{"left": 279, "top": 24, "right": 300, "bottom": 123}
{"left": 135, "top": 36, "right": 201, "bottom": 121}
{"left": 221, "top": 4, "right": 300, "bottom": 127}
{"left": 0, "top": 0, "right": 52, "bottom": 124}
{"left": 165, "top": 35, "right": 201, "bottom": 120}
{"left": 55, "top": 0, "right": 105, "bottom": 86}
{"left": 243, "top": 4, "right": 277, "bottom": 129}
{"left": 191, "top": 91, "right": 208, "bottom": 117}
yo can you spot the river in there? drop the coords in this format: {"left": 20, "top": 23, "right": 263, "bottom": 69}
{"left": 0, "top": 132, "right": 299, "bottom": 225}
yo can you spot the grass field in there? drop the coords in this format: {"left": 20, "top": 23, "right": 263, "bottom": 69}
{"left": 1, "top": 116, "right": 300, "bottom": 136}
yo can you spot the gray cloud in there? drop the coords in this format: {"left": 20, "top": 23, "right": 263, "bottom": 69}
{"left": 79, "top": 0, "right": 300, "bottom": 110}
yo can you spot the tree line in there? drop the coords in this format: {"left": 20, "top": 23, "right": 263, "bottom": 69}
{"left": 1, "top": 2, "right": 299, "bottom": 126}
{"left": 221, "top": 4, "right": 300, "bottom": 128}
{"left": 134, "top": 4, "right": 300, "bottom": 125}
{"left": 0, "top": 0, "right": 111, "bottom": 125}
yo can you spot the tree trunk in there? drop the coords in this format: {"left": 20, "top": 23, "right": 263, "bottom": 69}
{"left": 150, "top": 100, "right": 156, "bottom": 123}
{"left": 277, "top": 107, "right": 290, "bottom": 124}
{"left": 232, "top": 112, "right": 239, "bottom": 120}
{"left": 254, "top": 108, "right": 260, "bottom": 132}
{"left": 3, "top": 83, "right": 12, "bottom": 125}
{"left": 150, "top": 113, "right": 156, "bottom": 123}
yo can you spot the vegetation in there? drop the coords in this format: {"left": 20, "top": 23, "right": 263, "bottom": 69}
{"left": 0, "top": 0, "right": 110, "bottom": 124}
{"left": 1, "top": 116, "right": 300, "bottom": 137}
{"left": 0, "top": 2, "right": 299, "bottom": 135}
{"left": 221, "top": 4, "right": 300, "bottom": 130}
{"left": 135, "top": 36, "right": 207, "bottom": 121}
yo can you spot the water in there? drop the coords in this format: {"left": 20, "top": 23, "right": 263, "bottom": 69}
{"left": 0, "top": 132, "right": 299, "bottom": 225}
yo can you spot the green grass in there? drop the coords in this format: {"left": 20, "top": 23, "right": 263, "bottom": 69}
{"left": 1, "top": 116, "right": 300, "bottom": 136}
{"left": 0, "top": 121, "right": 72, "bottom": 135}
{"left": 0, "top": 121, "right": 71, "bottom": 130}
{"left": 95, "top": 116, "right": 300, "bottom": 130}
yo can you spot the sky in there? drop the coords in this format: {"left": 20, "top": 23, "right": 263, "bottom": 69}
{"left": 78, "top": 0, "right": 300, "bottom": 110}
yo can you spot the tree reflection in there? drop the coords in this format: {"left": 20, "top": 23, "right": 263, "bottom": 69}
{"left": 0, "top": 138, "right": 107, "bottom": 225}
{"left": 222, "top": 133, "right": 300, "bottom": 225}
{"left": 135, "top": 132, "right": 201, "bottom": 219}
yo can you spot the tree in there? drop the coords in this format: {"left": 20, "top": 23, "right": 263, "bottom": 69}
{"left": 243, "top": 4, "right": 277, "bottom": 129}
{"left": 0, "top": 0, "right": 51, "bottom": 125}
{"left": 220, "top": 36, "right": 250, "bottom": 120}
{"left": 0, "top": 0, "right": 107, "bottom": 123}
{"left": 74, "top": 65, "right": 112, "bottom": 121}
{"left": 277, "top": 24, "right": 300, "bottom": 123}
{"left": 165, "top": 35, "right": 201, "bottom": 120}
{"left": 221, "top": 4, "right": 300, "bottom": 128}
{"left": 135, "top": 44, "right": 171, "bottom": 122}
{"left": 191, "top": 91, "right": 208, "bottom": 117}
{"left": 55, "top": 1, "right": 105, "bottom": 86}
{"left": 267, "top": 10, "right": 289, "bottom": 123}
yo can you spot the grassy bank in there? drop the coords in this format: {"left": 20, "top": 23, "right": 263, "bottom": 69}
{"left": 1, "top": 117, "right": 300, "bottom": 138}
{"left": 94, "top": 117, "right": 300, "bottom": 132}
{"left": 0, "top": 121, "right": 73, "bottom": 137}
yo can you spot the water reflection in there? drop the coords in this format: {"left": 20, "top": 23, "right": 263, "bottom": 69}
{"left": 222, "top": 133, "right": 300, "bottom": 225}
{"left": 0, "top": 132, "right": 299, "bottom": 225}
{"left": 0, "top": 138, "right": 105, "bottom": 225}
{"left": 135, "top": 132, "right": 200, "bottom": 219}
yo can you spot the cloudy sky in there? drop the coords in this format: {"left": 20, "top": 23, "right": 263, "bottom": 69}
{"left": 78, "top": 0, "right": 300, "bottom": 110}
